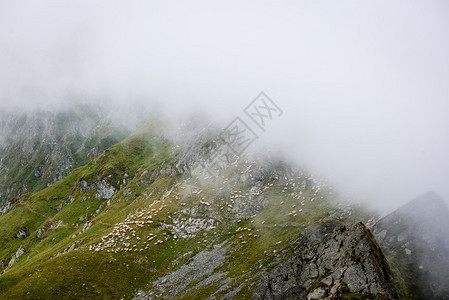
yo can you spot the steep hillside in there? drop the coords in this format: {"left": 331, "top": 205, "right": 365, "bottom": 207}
{"left": 373, "top": 192, "right": 449, "bottom": 299}
{"left": 0, "top": 120, "right": 399, "bottom": 299}
{"left": 0, "top": 105, "right": 130, "bottom": 211}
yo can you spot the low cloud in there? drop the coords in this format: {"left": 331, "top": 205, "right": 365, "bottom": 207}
{"left": 1, "top": 0, "right": 448, "bottom": 213}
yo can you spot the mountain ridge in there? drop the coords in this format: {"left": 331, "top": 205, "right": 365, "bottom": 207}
{"left": 0, "top": 109, "right": 447, "bottom": 299}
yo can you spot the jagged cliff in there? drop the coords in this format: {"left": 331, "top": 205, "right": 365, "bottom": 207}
{"left": 253, "top": 223, "right": 398, "bottom": 299}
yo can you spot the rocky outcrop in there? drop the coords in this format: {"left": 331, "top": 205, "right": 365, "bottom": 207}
{"left": 95, "top": 179, "right": 116, "bottom": 199}
{"left": 164, "top": 217, "right": 216, "bottom": 238}
{"left": 373, "top": 192, "right": 449, "bottom": 299}
{"left": 8, "top": 245, "right": 25, "bottom": 268}
{"left": 16, "top": 229, "right": 26, "bottom": 239}
{"left": 0, "top": 199, "right": 13, "bottom": 217}
{"left": 253, "top": 223, "right": 398, "bottom": 300}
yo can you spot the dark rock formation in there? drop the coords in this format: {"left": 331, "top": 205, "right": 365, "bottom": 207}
{"left": 253, "top": 223, "right": 398, "bottom": 300}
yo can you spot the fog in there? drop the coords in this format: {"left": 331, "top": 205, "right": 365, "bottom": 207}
{"left": 1, "top": 0, "right": 448, "bottom": 213}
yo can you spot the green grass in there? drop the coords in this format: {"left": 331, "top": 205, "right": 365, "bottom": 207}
{"left": 1, "top": 250, "right": 151, "bottom": 299}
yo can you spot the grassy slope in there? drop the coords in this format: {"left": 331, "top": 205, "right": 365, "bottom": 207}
{"left": 0, "top": 122, "right": 374, "bottom": 299}
{"left": 0, "top": 107, "right": 129, "bottom": 204}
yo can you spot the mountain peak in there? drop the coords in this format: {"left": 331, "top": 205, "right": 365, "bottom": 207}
{"left": 409, "top": 191, "right": 446, "bottom": 207}
{"left": 394, "top": 191, "right": 449, "bottom": 223}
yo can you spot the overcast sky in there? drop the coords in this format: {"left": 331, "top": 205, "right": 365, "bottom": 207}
{"left": 1, "top": 0, "right": 448, "bottom": 213}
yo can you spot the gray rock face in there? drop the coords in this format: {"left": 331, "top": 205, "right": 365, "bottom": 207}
{"left": 373, "top": 191, "right": 449, "bottom": 299}
{"left": 134, "top": 242, "right": 230, "bottom": 299}
{"left": 16, "top": 229, "right": 26, "bottom": 239}
{"left": 164, "top": 217, "right": 216, "bottom": 238}
{"left": 8, "top": 245, "right": 25, "bottom": 268}
{"left": 35, "top": 227, "right": 45, "bottom": 239}
{"left": 253, "top": 223, "right": 398, "bottom": 300}
{"left": 95, "top": 179, "right": 116, "bottom": 199}
{"left": 0, "top": 200, "right": 13, "bottom": 216}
